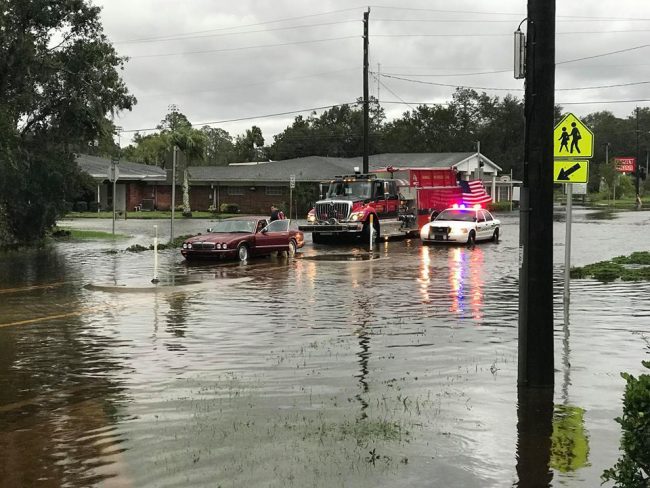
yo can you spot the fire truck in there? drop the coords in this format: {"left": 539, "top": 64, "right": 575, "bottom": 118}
{"left": 299, "top": 166, "right": 468, "bottom": 243}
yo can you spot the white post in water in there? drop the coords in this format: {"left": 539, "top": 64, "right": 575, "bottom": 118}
{"left": 152, "top": 225, "right": 160, "bottom": 284}
{"left": 369, "top": 213, "right": 374, "bottom": 252}
{"left": 563, "top": 183, "right": 573, "bottom": 306}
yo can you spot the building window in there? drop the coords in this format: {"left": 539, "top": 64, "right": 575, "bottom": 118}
{"left": 265, "top": 186, "right": 283, "bottom": 196}
{"left": 227, "top": 186, "right": 244, "bottom": 196}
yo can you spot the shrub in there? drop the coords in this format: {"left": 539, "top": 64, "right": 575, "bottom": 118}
{"left": 602, "top": 358, "right": 650, "bottom": 487}
{"left": 220, "top": 203, "right": 240, "bottom": 214}
{"left": 487, "top": 201, "right": 515, "bottom": 212}
{"left": 73, "top": 201, "right": 88, "bottom": 212}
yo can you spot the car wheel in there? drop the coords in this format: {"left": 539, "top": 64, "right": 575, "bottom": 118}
{"left": 492, "top": 228, "right": 500, "bottom": 242}
{"left": 467, "top": 230, "right": 476, "bottom": 246}
{"left": 237, "top": 244, "right": 249, "bottom": 262}
{"left": 287, "top": 239, "right": 297, "bottom": 257}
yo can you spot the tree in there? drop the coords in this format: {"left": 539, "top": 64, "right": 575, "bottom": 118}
{"left": 0, "top": 0, "right": 135, "bottom": 246}
{"left": 234, "top": 125, "right": 265, "bottom": 162}
{"left": 269, "top": 99, "right": 385, "bottom": 160}
{"left": 201, "top": 126, "right": 235, "bottom": 165}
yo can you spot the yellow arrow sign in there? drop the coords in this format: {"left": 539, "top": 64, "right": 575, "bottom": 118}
{"left": 554, "top": 113, "right": 594, "bottom": 159}
{"left": 554, "top": 160, "right": 589, "bottom": 183}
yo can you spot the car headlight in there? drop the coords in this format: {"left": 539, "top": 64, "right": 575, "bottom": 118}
{"left": 349, "top": 211, "right": 364, "bottom": 221}
{"left": 187, "top": 243, "right": 192, "bottom": 249}
{"left": 222, "top": 243, "right": 227, "bottom": 249}
{"left": 182, "top": 243, "right": 187, "bottom": 249}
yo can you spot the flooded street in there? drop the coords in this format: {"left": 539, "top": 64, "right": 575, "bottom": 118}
{"left": 1, "top": 209, "right": 649, "bottom": 487}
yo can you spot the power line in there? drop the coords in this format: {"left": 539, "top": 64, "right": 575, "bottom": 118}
{"left": 557, "top": 43, "right": 650, "bottom": 65}
{"left": 371, "top": 6, "right": 650, "bottom": 22}
{"left": 128, "top": 36, "right": 359, "bottom": 59}
{"left": 372, "top": 29, "right": 650, "bottom": 38}
{"left": 379, "top": 73, "right": 523, "bottom": 92}
{"left": 117, "top": 20, "right": 359, "bottom": 45}
{"left": 379, "top": 72, "right": 650, "bottom": 92}
{"left": 115, "top": 7, "right": 363, "bottom": 44}
{"left": 120, "top": 102, "right": 359, "bottom": 133}
{"left": 371, "top": 72, "right": 415, "bottom": 110}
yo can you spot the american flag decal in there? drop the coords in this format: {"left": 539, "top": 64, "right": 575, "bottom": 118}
{"left": 459, "top": 180, "right": 492, "bottom": 206}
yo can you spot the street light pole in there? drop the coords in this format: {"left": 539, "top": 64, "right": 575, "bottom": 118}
{"left": 171, "top": 146, "right": 177, "bottom": 242}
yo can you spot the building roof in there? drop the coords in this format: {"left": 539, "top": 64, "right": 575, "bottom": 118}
{"left": 76, "top": 154, "right": 167, "bottom": 181}
{"left": 188, "top": 153, "right": 503, "bottom": 183}
{"left": 188, "top": 156, "right": 358, "bottom": 183}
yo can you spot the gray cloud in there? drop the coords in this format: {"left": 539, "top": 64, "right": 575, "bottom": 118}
{"left": 94, "top": 0, "right": 650, "bottom": 146}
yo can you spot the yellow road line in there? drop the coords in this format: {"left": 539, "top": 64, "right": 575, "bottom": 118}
{"left": 0, "top": 282, "right": 66, "bottom": 295}
{"left": 0, "top": 305, "right": 108, "bottom": 329}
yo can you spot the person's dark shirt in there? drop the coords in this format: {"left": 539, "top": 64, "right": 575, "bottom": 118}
{"left": 270, "top": 209, "right": 280, "bottom": 221}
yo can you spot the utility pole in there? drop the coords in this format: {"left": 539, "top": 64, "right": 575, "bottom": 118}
{"left": 634, "top": 107, "right": 641, "bottom": 210}
{"left": 363, "top": 8, "right": 370, "bottom": 174}
{"left": 518, "top": 0, "right": 556, "bottom": 388}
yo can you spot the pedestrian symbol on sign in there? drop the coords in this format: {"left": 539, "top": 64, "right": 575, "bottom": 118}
{"left": 554, "top": 113, "right": 593, "bottom": 159}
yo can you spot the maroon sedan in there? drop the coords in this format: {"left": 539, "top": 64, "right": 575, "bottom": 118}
{"left": 181, "top": 216, "right": 304, "bottom": 261}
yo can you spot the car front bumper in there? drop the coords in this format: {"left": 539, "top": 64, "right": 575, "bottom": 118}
{"left": 181, "top": 249, "right": 237, "bottom": 259}
{"left": 298, "top": 222, "right": 364, "bottom": 233}
{"left": 420, "top": 228, "right": 467, "bottom": 243}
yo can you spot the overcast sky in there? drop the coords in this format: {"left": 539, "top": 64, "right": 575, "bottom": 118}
{"left": 94, "top": 1, "right": 650, "bottom": 148}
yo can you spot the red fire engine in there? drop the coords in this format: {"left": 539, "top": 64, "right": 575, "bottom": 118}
{"left": 299, "top": 166, "right": 475, "bottom": 243}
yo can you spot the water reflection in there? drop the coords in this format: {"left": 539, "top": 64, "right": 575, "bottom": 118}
{"left": 551, "top": 306, "right": 590, "bottom": 474}
{"left": 515, "top": 387, "right": 554, "bottom": 487}
{"left": 0, "top": 250, "right": 128, "bottom": 487}
{"left": 448, "top": 246, "right": 484, "bottom": 319}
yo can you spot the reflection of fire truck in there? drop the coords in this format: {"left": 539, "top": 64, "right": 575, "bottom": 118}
{"left": 299, "top": 166, "right": 474, "bottom": 243}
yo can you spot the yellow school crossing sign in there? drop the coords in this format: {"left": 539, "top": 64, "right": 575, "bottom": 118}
{"left": 554, "top": 113, "right": 594, "bottom": 159}
{"left": 554, "top": 160, "right": 589, "bottom": 183}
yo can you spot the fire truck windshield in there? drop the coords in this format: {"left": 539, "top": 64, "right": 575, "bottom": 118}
{"left": 326, "top": 181, "right": 372, "bottom": 199}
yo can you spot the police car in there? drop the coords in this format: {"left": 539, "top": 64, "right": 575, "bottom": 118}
{"left": 420, "top": 204, "right": 500, "bottom": 245}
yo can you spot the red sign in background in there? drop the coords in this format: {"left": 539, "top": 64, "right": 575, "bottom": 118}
{"left": 614, "top": 157, "right": 636, "bottom": 173}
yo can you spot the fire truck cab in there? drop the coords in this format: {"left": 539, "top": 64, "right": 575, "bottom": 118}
{"left": 299, "top": 167, "right": 463, "bottom": 243}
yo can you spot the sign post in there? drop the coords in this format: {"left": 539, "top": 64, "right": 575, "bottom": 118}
{"left": 553, "top": 113, "right": 594, "bottom": 307}
{"left": 109, "top": 158, "right": 120, "bottom": 237}
{"left": 289, "top": 174, "right": 296, "bottom": 220}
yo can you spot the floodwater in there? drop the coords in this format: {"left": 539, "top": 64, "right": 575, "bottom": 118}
{"left": 0, "top": 209, "right": 648, "bottom": 488}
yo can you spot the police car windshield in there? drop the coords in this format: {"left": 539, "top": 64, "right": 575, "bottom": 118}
{"left": 326, "top": 181, "right": 372, "bottom": 199}
{"left": 436, "top": 209, "right": 476, "bottom": 222}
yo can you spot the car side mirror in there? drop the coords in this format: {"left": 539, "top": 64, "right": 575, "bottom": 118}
{"left": 261, "top": 228, "right": 268, "bottom": 234}
{"left": 207, "top": 228, "right": 212, "bottom": 233}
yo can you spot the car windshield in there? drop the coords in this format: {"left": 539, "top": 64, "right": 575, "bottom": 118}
{"left": 436, "top": 209, "right": 476, "bottom": 222}
{"left": 209, "top": 220, "right": 256, "bottom": 233}
{"left": 326, "top": 181, "right": 372, "bottom": 199}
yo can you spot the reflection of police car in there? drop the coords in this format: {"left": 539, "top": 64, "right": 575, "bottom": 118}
{"left": 420, "top": 204, "right": 500, "bottom": 245}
